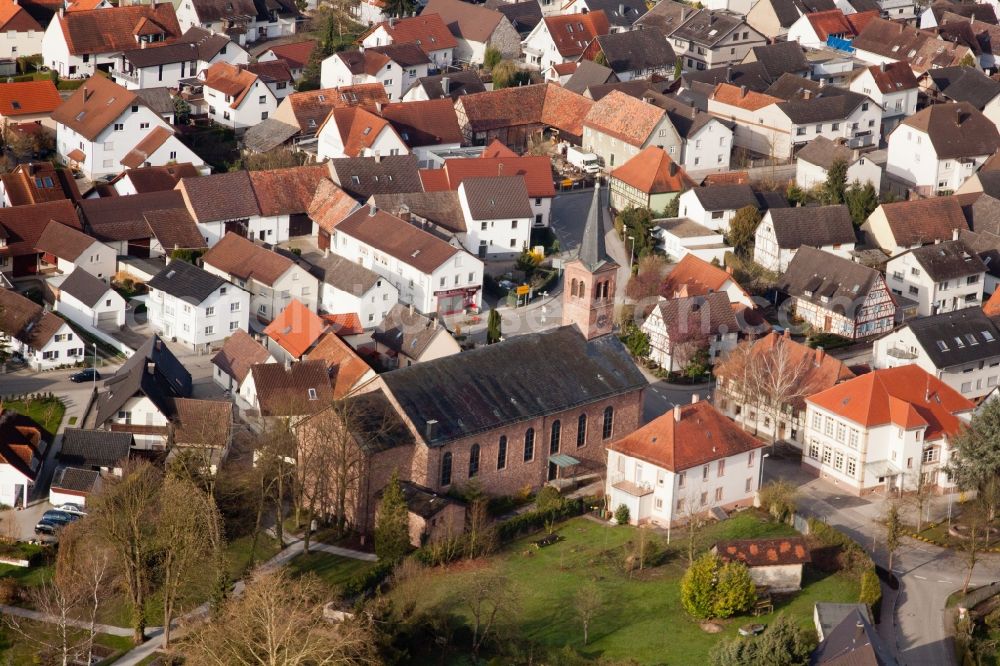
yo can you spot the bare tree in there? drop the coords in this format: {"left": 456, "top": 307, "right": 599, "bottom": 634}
{"left": 55, "top": 522, "right": 115, "bottom": 666}
{"left": 754, "top": 336, "right": 823, "bottom": 446}
{"left": 7, "top": 578, "right": 85, "bottom": 666}
{"left": 575, "top": 582, "right": 603, "bottom": 645}
{"left": 460, "top": 571, "right": 520, "bottom": 657}
{"left": 465, "top": 498, "right": 497, "bottom": 560}
{"left": 89, "top": 460, "right": 162, "bottom": 645}
{"left": 961, "top": 503, "right": 988, "bottom": 594}
{"left": 883, "top": 501, "right": 902, "bottom": 574}
{"left": 157, "top": 475, "right": 223, "bottom": 649}
{"left": 181, "top": 568, "right": 377, "bottom": 666}
{"left": 906, "top": 471, "right": 933, "bottom": 532}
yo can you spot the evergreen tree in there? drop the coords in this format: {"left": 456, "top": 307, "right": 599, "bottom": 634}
{"left": 845, "top": 181, "right": 879, "bottom": 226}
{"left": 383, "top": 0, "right": 415, "bottom": 18}
{"left": 375, "top": 472, "right": 410, "bottom": 563}
{"left": 726, "top": 205, "right": 761, "bottom": 256}
{"left": 823, "top": 158, "right": 848, "bottom": 205}
{"left": 486, "top": 308, "right": 502, "bottom": 344}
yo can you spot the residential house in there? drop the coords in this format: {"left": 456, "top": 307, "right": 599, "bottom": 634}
{"left": 861, "top": 196, "right": 969, "bottom": 255}
{"left": 609, "top": 146, "right": 695, "bottom": 213}
{"left": 924, "top": 66, "right": 1000, "bottom": 129}
{"left": 377, "top": 99, "right": 462, "bottom": 166}
{"left": 419, "top": 152, "right": 555, "bottom": 227}
{"left": 147, "top": 259, "right": 250, "bottom": 351}
{"left": 57, "top": 429, "right": 132, "bottom": 475}
{"left": 34, "top": 220, "right": 115, "bottom": 281}
{"left": 244, "top": 358, "right": 333, "bottom": 421}
{"left": 261, "top": 83, "right": 389, "bottom": 151}
{"left": 884, "top": 239, "right": 986, "bottom": 316}
{"left": 713, "top": 538, "right": 810, "bottom": 592}
{"left": 677, "top": 183, "right": 761, "bottom": 234}
{"left": 848, "top": 62, "right": 919, "bottom": 136}
{"left": 425, "top": 0, "right": 521, "bottom": 65}
{"left": 305, "top": 251, "right": 398, "bottom": 327}
{"left": 257, "top": 39, "right": 314, "bottom": 79}
{"left": 54, "top": 267, "right": 126, "bottom": 331}
{"left": 642, "top": 291, "right": 741, "bottom": 372}
{"left": 647, "top": 93, "right": 734, "bottom": 175}
{"left": 327, "top": 154, "right": 423, "bottom": 200}
{"left": 786, "top": 9, "right": 875, "bottom": 48}
{"left": 653, "top": 217, "right": 731, "bottom": 264}
{"left": 360, "top": 14, "right": 457, "bottom": 70}
{"left": 305, "top": 330, "right": 376, "bottom": 398}
{"left": 803, "top": 364, "right": 974, "bottom": 493}
{"left": 174, "top": 171, "right": 264, "bottom": 246}
{"left": 0, "top": 162, "right": 81, "bottom": 206}
{"left": 0, "top": 410, "right": 44, "bottom": 508}
{"left": 51, "top": 75, "right": 204, "bottom": 180}
{"left": 320, "top": 43, "right": 431, "bottom": 101}
{"left": 210, "top": 328, "right": 275, "bottom": 403}
{"left": 715, "top": 330, "right": 856, "bottom": 446}
{"left": 582, "top": 91, "right": 681, "bottom": 170}
{"left": 372, "top": 303, "right": 461, "bottom": 367}
{"left": 453, "top": 82, "right": 593, "bottom": 148}
{"left": 42, "top": 3, "right": 183, "bottom": 78}
{"left": 401, "top": 70, "right": 487, "bottom": 101}
{"left": 0, "top": 0, "right": 43, "bottom": 60}
{"left": 0, "top": 287, "right": 82, "bottom": 370}
{"left": 851, "top": 18, "right": 972, "bottom": 75}
{"left": 113, "top": 26, "right": 249, "bottom": 91}
{"left": 175, "top": 0, "right": 300, "bottom": 46}
{"left": 0, "top": 80, "right": 61, "bottom": 131}
{"left": 521, "top": 11, "right": 610, "bottom": 73}
{"left": 795, "top": 136, "right": 882, "bottom": 190}
{"left": 201, "top": 232, "right": 320, "bottom": 319}
{"left": 745, "top": 0, "right": 837, "bottom": 39}
{"left": 667, "top": 9, "right": 767, "bottom": 72}
{"left": 247, "top": 164, "right": 330, "bottom": 241}
{"left": 812, "top": 608, "right": 898, "bottom": 666}
{"left": 329, "top": 204, "right": 484, "bottom": 315}
{"left": 456, "top": 176, "right": 532, "bottom": 259}
{"left": 262, "top": 298, "right": 327, "bottom": 362}
{"left": 754, "top": 205, "right": 857, "bottom": 272}
{"left": 169, "top": 397, "right": 234, "bottom": 472}
{"left": 77, "top": 190, "right": 203, "bottom": 258}
{"left": 0, "top": 200, "right": 81, "bottom": 279}
{"left": 606, "top": 398, "right": 764, "bottom": 526}
{"left": 661, "top": 252, "right": 755, "bottom": 308}
{"left": 886, "top": 102, "right": 1000, "bottom": 196}
{"left": 581, "top": 28, "right": 675, "bottom": 82}
{"left": 198, "top": 62, "right": 278, "bottom": 131}
{"left": 873, "top": 308, "right": 1000, "bottom": 400}
{"left": 776, "top": 246, "right": 896, "bottom": 340}
{"left": 315, "top": 105, "right": 408, "bottom": 160}
{"left": 92, "top": 335, "right": 192, "bottom": 449}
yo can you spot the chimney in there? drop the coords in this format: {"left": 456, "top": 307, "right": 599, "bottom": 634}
{"left": 673, "top": 404, "right": 682, "bottom": 421}
{"left": 389, "top": 15, "right": 396, "bottom": 27}
{"left": 691, "top": 393, "right": 700, "bottom": 404}
{"left": 803, "top": 89, "right": 811, "bottom": 100}
{"left": 879, "top": 62, "right": 886, "bottom": 73}
{"left": 375, "top": 101, "right": 383, "bottom": 114}
{"left": 146, "top": 362, "right": 155, "bottom": 375}
{"left": 618, "top": 2, "right": 624, "bottom": 14}
{"left": 374, "top": 151, "right": 382, "bottom": 163}
{"left": 740, "top": 85, "right": 748, "bottom": 98}
{"left": 397, "top": 204, "right": 411, "bottom": 222}
{"left": 368, "top": 203, "right": 377, "bottom": 216}
{"left": 284, "top": 357, "right": 291, "bottom": 370}
{"left": 681, "top": 7, "right": 687, "bottom": 21}
{"left": 141, "top": 40, "right": 147, "bottom": 49}
{"left": 725, "top": 65, "right": 732, "bottom": 83}
{"left": 408, "top": 303, "right": 414, "bottom": 315}
{"left": 953, "top": 227, "right": 960, "bottom": 241}
{"left": 58, "top": 6, "right": 63, "bottom": 17}
{"left": 440, "top": 75, "right": 450, "bottom": 95}
{"left": 669, "top": 161, "right": 678, "bottom": 176}
{"left": 852, "top": 148, "right": 860, "bottom": 161}
{"left": 725, "top": 264, "right": 734, "bottom": 275}
{"left": 854, "top": 620, "right": 865, "bottom": 642}
{"left": 425, "top": 419, "right": 438, "bottom": 441}
{"left": 815, "top": 345, "right": 825, "bottom": 362}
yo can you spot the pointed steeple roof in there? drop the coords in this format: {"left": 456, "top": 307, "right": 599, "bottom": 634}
{"left": 578, "top": 179, "right": 616, "bottom": 272}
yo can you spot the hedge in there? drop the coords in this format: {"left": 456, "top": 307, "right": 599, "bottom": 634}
{"left": 341, "top": 559, "right": 394, "bottom": 598}
{"left": 808, "top": 518, "right": 882, "bottom": 621}
{"left": 494, "top": 497, "right": 588, "bottom": 543}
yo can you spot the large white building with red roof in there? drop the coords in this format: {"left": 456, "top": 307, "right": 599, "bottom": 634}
{"left": 606, "top": 397, "right": 765, "bottom": 526}
{"left": 803, "top": 364, "right": 975, "bottom": 494}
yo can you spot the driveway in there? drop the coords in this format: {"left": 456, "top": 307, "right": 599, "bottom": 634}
{"left": 0, "top": 503, "right": 50, "bottom": 542}
{"left": 764, "top": 457, "right": 1000, "bottom": 666}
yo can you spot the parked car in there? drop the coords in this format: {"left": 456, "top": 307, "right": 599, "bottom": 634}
{"left": 34, "top": 522, "right": 57, "bottom": 536}
{"left": 41, "top": 510, "right": 77, "bottom": 524}
{"left": 69, "top": 369, "right": 100, "bottom": 383}
{"left": 53, "top": 503, "right": 86, "bottom": 516}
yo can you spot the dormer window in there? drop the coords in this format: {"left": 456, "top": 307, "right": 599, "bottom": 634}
{"left": 308, "top": 388, "right": 318, "bottom": 400}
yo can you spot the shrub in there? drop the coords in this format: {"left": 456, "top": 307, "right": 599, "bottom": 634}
{"left": 341, "top": 560, "right": 395, "bottom": 598}
{"left": 614, "top": 504, "right": 631, "bottom": 525}
{"left": 535, "top": 486, "right": 563, "bottom": 512}
{"left": 709, "top": 614, "right": 817, "bottom": 666}
{"left": 859, "top": 567, "right": 882, "bottom": 618}
{"left": 713, "top": 561, "right": 757, "bottom": 618}
{"left": 494, "top": 497, "right": 587, "bottom": 543}
{"left": 985, "top": 607, "right": 1000, "bottom": 630}
{"left": 0, "top": 578, "right": 21, "bottom": 604}
{"left": 681, "top": 552, "right": 719, "bottom": 620}
{"left": 758, "top": 480, "right": 797, "bottom": 523}
{"left": 682, "top": 553, "right": 757, "bottom": 620}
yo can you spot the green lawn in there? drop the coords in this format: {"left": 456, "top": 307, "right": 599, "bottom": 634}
{"left": 3, "top": 397, "right": 65, "bottom": 435}
{"left": 0, "top": 562, "right": 53, "bottom": 588}
{"left": 225, "top": 534, "right": 282, "bottom": 579}
{"left": 287, "top": 551, "right": 375, "bottom": 593}
{"left": 389, "top": 513, "right": 860, "bottom": 664}
{"left": 0, "top": 619, "right": 132, "bottom": 664}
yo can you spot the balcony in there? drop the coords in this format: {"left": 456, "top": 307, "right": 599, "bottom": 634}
{"left": 885, "top": 346, "right": 918, "bottom": 360}
{"left": 610, "top": 472, "right": 654, "bottom": 497}
{"left": 114, "top": 68, "right": 140, "bottom": 85}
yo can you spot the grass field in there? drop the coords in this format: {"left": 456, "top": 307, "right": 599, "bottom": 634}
{"left": 389, "top": 512, "right": 860, "bottom": 664}
{"left": 0, "top": 619, "right": 132, "bottom": 665}
{"left": 3, "top": 396, "right": 65, "bottom": 435}
{"left": 287, "top": 551, "right": 375, "bottom": 593}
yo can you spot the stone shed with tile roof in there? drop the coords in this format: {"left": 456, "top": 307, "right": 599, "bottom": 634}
{"left": 713, "top": 537, "right": 810, "bottom": 591}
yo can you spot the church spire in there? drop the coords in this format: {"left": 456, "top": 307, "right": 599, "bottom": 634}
{"left": 578, "top": 178, "right": 610, "bottom": 272}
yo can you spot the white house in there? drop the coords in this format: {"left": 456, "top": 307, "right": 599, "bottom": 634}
{"left": 175, "top": 171, "right": 265, "bottom": 246}
{"left": 678, "top": 184, "right": 761, "bottom": 234}
{"left": 51, "top": 76, "right": 204, "bottom": 180}
{"left": 320, "top": 44, "right": 431, "bottom": 101}
{"left": 668, "top": 8, "right": 766, "bottom": 71}
{"left": 55, "top": 267, "right": 127, "bottom": 331}
{"left": 661, "top": 253, "right": 756, "bottom": 309}
{"left": 360, "top": 14, "right": 457, "bottom": 70}
{"left": 873, "top": 309, "right": 1000, "bottom": 400}
{"left": 0, "top": 409, "right": 45, "bottom": 509}
{"left": 246, "top": 165, "right": 330, "bottom": 242}
{"left": 424, "top": 0, "right": 522, "bottom": 66}
{"left": 886, "top": 102, "right": 1000, "bottom": 196}
{"left": 0, "top": 288, "right": 83, "bottom": 370}
{"left": 803, "top": 365, "right": 974, "bottom": 494}
{"left": 113, "top": 26, "right": 250, "bottom": 91}
{"left": 848, "top": 62, "right": 918, "bottom": 137}
{"left": 330, "top": 204, "right": 484, "bottom": 315}
{"left": 606, "top": 398, "right": 764, "bottom": 527}
{"left": 0, "top": 1, "right": 44, "bottom": 60}
{"left": 210, "top": 328, "right": 275, "bottom": 405}
{"left": 201, "top": 231, "right": 319, "bottom": 320}
{"left": 175, "top": 0, "right": 300, "bottom": 46}
{"left": 795, "top": 136, "right": 882, "bottom": 191}
{"left": 521, "top": 11, "right": 610, "bottom": 73}
{"left": 884, "top": 240, "right": 986, "bottom": 317}
{"left": 861, "top": 197, "right": 970, "bottom": 256}
{"left": 42, "top": 3, "right": 183, "bottom": 78}
{"left": 753, "top": 205, "right": 857, "bottom": 273}
{"left": 310, "top": 253, "right": 399, "bottom": 327}
{"left": 199, "top": 62, "right": 278, "bottom": 131}
{"left": 654, "top": 218, "right": 731, "bottom": 265}
{"left": 34, "top": 221, "right": 117, "bottom": 281}
{"left": 146, "top": 258, "right": 250, "bottom": 352}
{"left": 315, "top": 105, "right": 408, "bottom": 160}
{"left": 642, "top": 292, "right": 741, "bottom": 372}
{"left": 456, "top": 176, "right": 532, "bottom": 259}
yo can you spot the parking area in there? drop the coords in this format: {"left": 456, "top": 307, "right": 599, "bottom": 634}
{"left": 0, "top": 503, "right": 55, "bottom": 542}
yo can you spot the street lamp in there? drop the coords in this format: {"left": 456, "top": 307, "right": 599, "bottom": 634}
{"left": 627, "top": 235, "right": 636, "bottom": 267}
{"left": 757, "top": 452, "right": 770, "bottom": 495}
{"left": 92, "top": 343, "right": 97, "bottom": 386}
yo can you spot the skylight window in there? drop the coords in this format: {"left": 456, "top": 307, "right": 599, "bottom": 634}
{"left": 308, "top": 388, "right": 318, "bottom": 400}
{"left": 984, "top": 330, "right": 996, "bottom": 342}
{"left": 75, "top": 111, "right": 86, "bottom": 121}
{"left": 954, "top": 336, "right": 965, "bottom": 348}
{"left": 937, "top": 340, "right": 949, "bottom": 351}
{"left": 10, "top": 101, "right": 19, "bottom": 110}
{"left": 966, "top": 334, "right": 978, "bottom": 346}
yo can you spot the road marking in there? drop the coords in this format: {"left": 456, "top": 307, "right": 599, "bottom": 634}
{"left": 938, "top": 580, "right": 952, "bottom": 584}
{"left": 914, "top": 575, "right": 927, "bottom": 580}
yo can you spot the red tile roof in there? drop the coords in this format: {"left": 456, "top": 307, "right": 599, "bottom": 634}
{"left": 807, "top": 365, "right": 974, "bottom": 441}
{"left": 610, "top": 400, "right": 764, "bottom": 472}
{"left": 201, "top": 62, "right": 258, "bottom": 109}
{"left": 660, "top": 254, "right": 749, "bottom": 301}
{"left": 984, "top": 289, "right": 1000, "bottom": 317}
{"left": 308, "top": 178, "right": 359, "bottom": 234}
{"left": 264, "top": 39, "right": 316, "bottom": 69}
{"left": 320, "top": 313, "right": 364, "bottom": 336}
{"left": 283, "top": 84, "right": 389, "bottom": 133}
{"left": 263, "top": 299, "right": 328, "bottom": 359}
{"left": 805, "top": 9, "right": 868, "bottom": 40}
{"left": 120, "top": 126, "right": 173, "bottom": 170}
{"left": 210, "top": 328, "right": 272, "bottom": 383}
{"left": 248, "top": 165, "right": 330, "bottom": 216}
{"left": 306, "top": 330, "right": 372, "bottom": 398}
{"left": 0, "top": 200, "right": 81, "bottom": 258}
{"left": 711, "top": 82, "right": 781, "bottom": 111}
{"left": 335, "top": 205, "right": 459, "bottom": 274}
{"left": 611, "top": 146, "right": 695, "bottom": 194}
{"left": 481, "top": 139, "right": 517, "bottom": 158}
{"left": 702, "top": 171, "right": 749, "bottom": 185}
{"left": 0, "top": 0, "right": 42, "bottom": 31}
{"left": 58, "top": 3, "right": 182, "bottom": 55}
{"left": 715, "top": 537, "right": 811, "bottom": 567}
{"left": 455, "top": 83, "right": 593, "bottom": 138}
{"left": 421, "top": 154, "right": 555, "bottom": 198}
{"left": 584, "top": 90, "right": 666, "bottom": 147}
{"left": 324, "top": 106, "right": 397, "bottom": 157}
{"left": 378, "top": 99, "right": 462, "bottom": 147}
{"left": 360, "top": 13, "right": 458, "bottom": 55}
{"left": 0, "top": 80, "right": 63, "bottom": 117}
{"left": 543, "top": 10, "right": 611, "bottom": 57}
{"left": 864, "top": 61, "right": 919, "bottom": 94}
{"left": 51, "top": 75, "right": 137, "bottom": 141}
